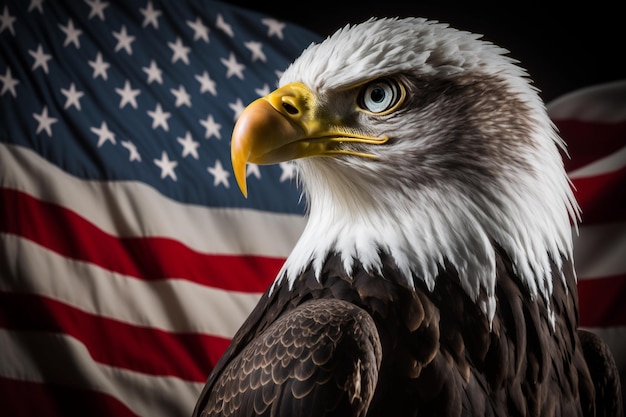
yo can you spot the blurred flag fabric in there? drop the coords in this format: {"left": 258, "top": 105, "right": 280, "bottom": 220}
{"left": 0, "top": 0, "right": 624, "bottom": 415}
{"left": 547, "top": 79, "right": 626, "bottom": 393}
{"left": 0, "top": 1, "right": 317, "bottom": 416}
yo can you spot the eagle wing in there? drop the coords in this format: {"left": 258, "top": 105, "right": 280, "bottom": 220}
{"left": 578, "top": 329, "right": 624, "bottom": 417}
{"left": 195, "top": 298, "right": 382, "bottom": 417}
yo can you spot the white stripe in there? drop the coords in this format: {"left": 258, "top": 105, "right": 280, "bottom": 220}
{"left": 581, "top": 326, "right": 626, "bottom": 372}
{"left": 0, "top": 328, "right": 203, "bottom": 417}
{"left": 573, "top": 223, "right": 626, "bottom": 279}
{"left": 1, "top": 233, "right": 260, "bottom": 337}
{"left": 547, "top": 79, "right": 626, "bottom": 123}
{"left": 568, "top": 145, "right": 626, "bottom": 179}
{"left": 0, "top": 142, "right": 306, "bottom": 258}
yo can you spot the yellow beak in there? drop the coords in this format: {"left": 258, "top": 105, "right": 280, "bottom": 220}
{"left": 231, "top": 82, "right": 388, "bottom": 197}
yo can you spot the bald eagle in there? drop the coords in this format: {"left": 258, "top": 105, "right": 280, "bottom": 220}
{"left": 192, "top": 17, "right": 623, "bottom": 417}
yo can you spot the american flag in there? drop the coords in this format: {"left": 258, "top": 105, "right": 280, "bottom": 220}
{"left": 0, "top": 1, "right": 316, "bottom": 415}
{"left": 0, "top": 0, "right": 624, "bottom": 415}
{"left": 547, "top": 80, "right": 626, "bottom": 389}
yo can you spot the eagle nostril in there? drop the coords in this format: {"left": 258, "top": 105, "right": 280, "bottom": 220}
{"left": 282, "top": 102, "right": 299, "bottom": 115}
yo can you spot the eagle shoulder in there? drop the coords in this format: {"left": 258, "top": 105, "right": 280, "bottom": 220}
{"left": 196, "top": 297, "right": 381, "bottom": 417}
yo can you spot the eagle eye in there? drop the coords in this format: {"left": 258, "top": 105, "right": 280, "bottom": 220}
{"left": 357, "top": 78, "right": 405, "bottom": 115}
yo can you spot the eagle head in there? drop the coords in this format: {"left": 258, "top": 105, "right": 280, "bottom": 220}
{"left": 230, "top": 17, "right": 579, "bottom": 324}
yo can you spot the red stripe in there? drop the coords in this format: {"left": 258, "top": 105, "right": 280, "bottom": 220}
{"left": 0, "top": 188, "right": 280, "bottom": 293}
{"left": 571, "top": 166, "right": 626, "bottom": 224}
{"left": 0, "top": 291, "right": 229, "bottom": 381}
{"left": 553, "top": 119, "right": 626, "bottom": 173}
{"left": 577, "top": 274, "right": 626, "bottom": 328}
{"left": 0, "top": 377, "right": 140, "bottom": 417}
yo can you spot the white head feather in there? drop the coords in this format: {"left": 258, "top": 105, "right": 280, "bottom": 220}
{"left": 273, "top": 17, "right": 579, "bottom": 326}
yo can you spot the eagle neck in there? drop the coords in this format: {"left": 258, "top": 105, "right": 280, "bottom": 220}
{"left": 273, "top": 150, "right": 577, "bottom": 328}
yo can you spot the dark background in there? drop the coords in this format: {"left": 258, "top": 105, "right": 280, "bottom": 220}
{"left": 228, "top": 1, "right": 624, "bottom": 104}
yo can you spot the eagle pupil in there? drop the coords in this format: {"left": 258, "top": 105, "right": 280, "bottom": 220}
{"left": 371, "top": 88, "right": 385, "bottom": 103}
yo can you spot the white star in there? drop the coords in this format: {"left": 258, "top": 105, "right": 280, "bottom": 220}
{"left": 187, "top": 17, "right": 209, "bottom": 42}
{"left": 246, "top": 163, "right": 261, "bottom": 180}
{"left": 207, "top": 159, "right": 230, "bottom": 188}
{"left": 177, "top": 131, "right": 199, "bottom": 159}
{"left": 244, "top": 41, "right": 266, "bottom": 62}
{"left": 29, "top": 44, "right": 52, "bottom": 74}
{"left": 228, "top": 98, "right": 245, "bottom": 121}
{"left": 154, "top": 151, "right": 177, "bottom": 181}
{"left": 199, "top": 114, "right": 221, "bottom": 139}
{"left": 279, "top": 162, "right": 297, "bottom": 183}
{"left": 170, "top": 84, "right": 191, "bottom": 108}
{"left": 112, "top": 25, "right": 135, "bottom": 55}
{"left": 0, "top": 67, "right": 19, "bottom": 97}
{"left": 90, "top": 121, "right": 116, "bottom": 147}
{"left": 121, "top": 140, "right": 141, "bottom": 161}
{"left": 0, "top": 5, "right": 16, "bottom": 35}
{"left": 220, "top": 52, "right": 245, "bottom": 79}
{"left": 60, "top": 82, "right": 84, "bottom": 110}
{"left": 168, "top": 37, "right": 190, "bottom": 64}
{"left": 261, "top": 18, "right": 285, "bottom": 39}
{"left": 115, "top": 80, "right": 140, "bottom": 109}
{"left": 140, "top": 1, "right": 161, "bottom": 29}
{"left": 215, "top": 14, "right": 233, "bottom": 37}
{"left": 195, "top": 71, "right": 216, "bottom": 95}
{"left": 28, "top": 0, "right": 44, "bottom": 14}
{"left": 88, "top": 52, "right": 110, "bottom": 80}
{"left": 255, "top": 83, "right": 270, "bottom": 97}
{"left": 142, "top": 59, "right": 163, "bottom": 84}
{"left": 85, "top": 0, "right": 109, "bottom": 21}
{"left": 58, "top": 18, "right": 82, "bottom": 48}
{"left": 147, "top": 103, "right": 171, "bottom": 131}
{"left": 33, "top": 106, "right": 58, "bottom": 136}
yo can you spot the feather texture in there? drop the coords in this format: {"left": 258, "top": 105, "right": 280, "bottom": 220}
{"left": 193, "top": 17, "right": 622, "bottom": 417}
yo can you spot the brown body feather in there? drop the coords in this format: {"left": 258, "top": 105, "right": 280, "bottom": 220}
{"left": 193, "top": 248, "right": 615, "bottom": 417}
